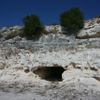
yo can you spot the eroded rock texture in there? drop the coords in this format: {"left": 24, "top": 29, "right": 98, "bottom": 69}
{"left": 0, "top": 18, "right": 100, "bottom": 100}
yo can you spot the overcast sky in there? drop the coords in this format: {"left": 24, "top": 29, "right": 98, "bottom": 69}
{"left": 0, "top": 0, "right": 100, "bottom": 27}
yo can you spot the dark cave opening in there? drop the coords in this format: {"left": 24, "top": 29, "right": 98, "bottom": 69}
{"left": 33, "top": 66, "right": 65, "bottom": 81}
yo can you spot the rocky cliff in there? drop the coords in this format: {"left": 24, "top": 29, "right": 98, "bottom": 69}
{"left": 0, "top": 18, "right": 100, "bottom": 100}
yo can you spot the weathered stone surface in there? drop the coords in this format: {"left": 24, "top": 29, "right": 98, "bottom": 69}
{"left": 0, "top": 18, "right": 100, "bottom": 100}
{"left": 77, "top": 17, "right": 100, "bottom": 39}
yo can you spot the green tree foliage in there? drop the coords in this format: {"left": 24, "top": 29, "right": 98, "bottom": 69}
{"left": 23, "top": 14, "right": 44, "bottom": 40}
{"left": 60, "top": 8, "right": 84, "bottom": 35}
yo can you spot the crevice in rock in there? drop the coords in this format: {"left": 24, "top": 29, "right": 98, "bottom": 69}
{"left": 24, "top": 68, "right": 30, "bottom": 73}
{"left": 90, "top": 67, "right": 98, "bottom": 71}
{"left": 32, "top": 66, "right": 65, "bottom": 81}
{"left": 93, "top": 76, "right": 100, "bottom": 81}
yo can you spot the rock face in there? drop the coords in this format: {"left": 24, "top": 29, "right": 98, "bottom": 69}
{"left": 0, "top": 18, "right": 100, "bottom": 100}
{"left": 0, "top": 26, "right": 23, "bottom": 41}
{"left": 77, "top": 17, "right": 100, "bottom": 38}
{"left": 45, "top": 25, "right": 62, "bottom": 33}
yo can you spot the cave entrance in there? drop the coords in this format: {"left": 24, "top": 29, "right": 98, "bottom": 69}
{"left": 33, "top": 66, "right": 65, "bottom": 81}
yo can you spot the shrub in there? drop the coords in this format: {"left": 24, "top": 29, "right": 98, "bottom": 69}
{"left": 23, "top": 14, "right": 44, "bottom": 40}
{"left": 60, "top": 8, "right": 84, "bottom": 35}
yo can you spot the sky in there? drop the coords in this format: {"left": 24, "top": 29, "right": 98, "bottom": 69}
{"left": 0, "top": 0, "right": 100, "bottom": 27}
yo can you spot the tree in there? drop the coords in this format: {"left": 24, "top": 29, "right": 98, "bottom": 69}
{"left": 23, "top": 14, "right": 44, "bottom": 40}
{"left": 60, "top": 8, "right": 84, "bottom": 35}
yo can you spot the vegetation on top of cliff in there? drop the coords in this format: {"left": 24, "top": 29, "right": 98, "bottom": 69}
{"left": 60, "top": 8, "right": 84, "bottom": 36}
{"left": 23, "top": 14, "right": 44, "bottom": 40}
{"left": 22, "top": 7, "right": 84, "bottom": 40}
{"left": 0, "top": 7, "right": 86, "bottom": 40}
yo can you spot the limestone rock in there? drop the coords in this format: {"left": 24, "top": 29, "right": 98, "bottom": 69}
{"left": 0, "top": 62, "right": 6, "bottom": 70}
{"left": 77, "top": 17, "right": 100, "bottom": 39}
{"left": 0, "top": 18, "right": 100, "bottom": 100}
